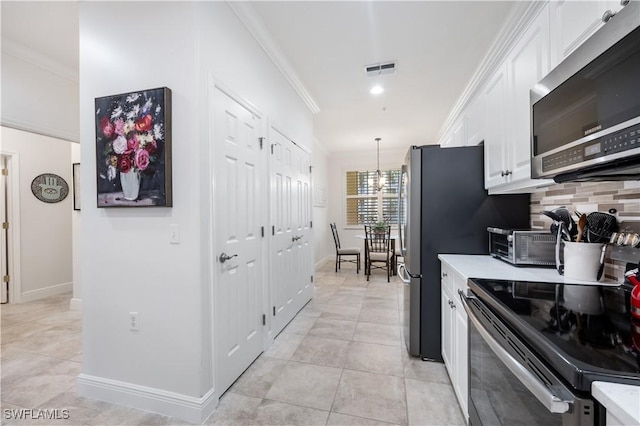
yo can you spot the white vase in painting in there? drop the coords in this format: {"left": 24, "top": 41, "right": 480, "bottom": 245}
{"left": 120, "top": 169, "right": 140, "bottom": 200}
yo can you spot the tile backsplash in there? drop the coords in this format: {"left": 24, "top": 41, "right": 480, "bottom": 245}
{"left": 530, "top": 181, "right": 640, "bottom": 282}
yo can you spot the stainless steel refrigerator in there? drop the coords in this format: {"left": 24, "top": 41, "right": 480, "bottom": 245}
{"left": 397, "top": 145, "right": 530, "bottom": 360}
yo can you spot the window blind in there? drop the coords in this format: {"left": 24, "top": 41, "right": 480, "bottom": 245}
{"left": 345, "top": 169, "right": 401, "bottom": 226}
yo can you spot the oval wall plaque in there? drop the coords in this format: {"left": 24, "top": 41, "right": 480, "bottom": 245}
{"left": 31, "top": 173, "right": 69, "bottom": 203}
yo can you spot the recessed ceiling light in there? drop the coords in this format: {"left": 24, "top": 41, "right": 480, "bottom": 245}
{"left": 370, "top": 85, "right": 384, "bottom": 95}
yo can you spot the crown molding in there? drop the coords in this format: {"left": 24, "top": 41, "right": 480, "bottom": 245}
{"left": 1, "top": 37, "right": 78, "bottom": 83}
{"left": 1, "top": 118, "right": 80, "bottom": 144}
{"left": 228, "top": 1, "right": 320, "bottom": 115}
{"left": 436, "top": 1, "right": 547, "bottom": 142}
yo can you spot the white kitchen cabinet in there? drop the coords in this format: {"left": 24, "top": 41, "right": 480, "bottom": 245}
{"left": 440, "top": 262, "right": 469, "bottom": 422}
{"left": 483, "top": 62, "right": 509, "bottom": 189}
{"left": 439, "top": 117, "right": 465, "bottom": 148}
{"left": 441, "top": 280, "right": 454, "bottom": 369}
{"left": 549, "top": 0, "right": 623, "bottom": 68}
{"left": 506, "top": 4, "right": 551, "bottom": 183}
{"left": 484, "top": 5, "right": 554, "bottom": 192}
{"left": 464, "top": 93, "right": 485, "bottom": 147}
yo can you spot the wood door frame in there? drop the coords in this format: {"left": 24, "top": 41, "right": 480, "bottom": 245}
{"left": 0, "top": 151, "right": 22, "bottom": 304}
{"left": 207, "top": 76, "right": 268, "bottom": 397}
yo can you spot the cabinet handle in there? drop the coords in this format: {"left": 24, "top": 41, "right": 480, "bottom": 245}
{"left": 602, "top": 9, "right": 616, "bottom": 23}
{"left": 442, "top": 272, "right": 448, "bottom": 278}
{"left": 501, "top": 170, "right": 512, "bottom": 177}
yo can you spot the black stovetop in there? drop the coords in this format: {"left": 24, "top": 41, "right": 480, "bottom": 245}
{"left": 469, "top": 278, "right": 640, "bottom": 391}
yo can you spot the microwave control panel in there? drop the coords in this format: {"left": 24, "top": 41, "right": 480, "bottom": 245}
{"left": 542, "top": 123, "right": 640, "bottom": 172}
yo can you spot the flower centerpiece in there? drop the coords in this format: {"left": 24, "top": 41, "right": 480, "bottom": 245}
{"left": 96, "top": 89, "right": 167, "bottom": 202}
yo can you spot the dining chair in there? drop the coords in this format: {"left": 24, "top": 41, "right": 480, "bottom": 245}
{"left": 364, "top": 224, "right": 393, "bottom": 282}
{"left": 330, "top": 223, "right": 361, "bottom": 273}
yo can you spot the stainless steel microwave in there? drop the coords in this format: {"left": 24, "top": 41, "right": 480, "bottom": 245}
{"left": 530, "top": 1, "right": 640, "bottom": 183}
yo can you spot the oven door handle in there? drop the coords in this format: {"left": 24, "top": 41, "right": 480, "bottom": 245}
{"left": 458, "top": 290, "right": 572, "bottom": 414}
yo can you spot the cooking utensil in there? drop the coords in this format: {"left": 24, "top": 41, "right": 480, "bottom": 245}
{"left": 585, "top": 212, "right": 618, "bottom": 243}
{"left": 577, "top": 213, "right": 587, "bottom": 242}
{"left": 596, "top": 244, "right": 607, "bottom": 281}
{"left": 544, "top": 207, "right": 577, "bottom": 241}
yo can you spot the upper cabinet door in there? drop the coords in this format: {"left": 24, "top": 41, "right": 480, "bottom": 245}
{"left": 465, "top": 93, "right": 486, "bottom": 147}
{"left": 483, "top": 62, "right": 509, "bottom": 189}
{"left": 549, "top": 0, "right": 623, "bottom": 68}
{"left": 506, "top": 4, "right": 551, "bottom": 183}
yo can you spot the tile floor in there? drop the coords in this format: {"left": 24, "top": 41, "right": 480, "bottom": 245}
{"left": 0, "top": 263, "right": 465, "bottom": 425}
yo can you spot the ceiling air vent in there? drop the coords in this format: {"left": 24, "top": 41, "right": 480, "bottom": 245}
{"left": 365, "top": 61, "right": 396, "bottom": 77}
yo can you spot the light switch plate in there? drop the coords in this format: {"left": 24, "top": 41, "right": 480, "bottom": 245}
{"left": 169, "top": 224, "right": 179, "bottom": 244}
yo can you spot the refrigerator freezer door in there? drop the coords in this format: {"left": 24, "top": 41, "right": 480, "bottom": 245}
{"left": 402, "top": 147, "right": 423, "bottom": 356}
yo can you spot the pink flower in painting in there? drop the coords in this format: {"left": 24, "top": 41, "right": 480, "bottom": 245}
{"left": 127, "top": 134, "right": 140, "bottom": 151}
{"left": 100, "top": 116, "right": 114, "bottom": 138}
{"left": 114, "top": 118, "right": 125, "bottom": 136}
{"left": 119, "top": 155, "right": 132, "bottom": 173}
{"left": 145, "top": 139, "right": 157, "bottom": 155}
{"left": 135, "top": 149, "right": 150, "bottom": 171}
{"left": 112, "top": 136, "right": 127, "bottom": 154}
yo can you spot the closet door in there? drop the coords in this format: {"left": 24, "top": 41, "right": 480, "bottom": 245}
{"left": 291, "top": 148, "right": 312, "bottom": 314}
{"left": 269, "top": 128, "right": 313, "bottom": 336}
{"left": 270, "top": 128, "right": 294, "bottom": 335}
{"left": 212, "top": 87, "right": 264, "bottom": 394}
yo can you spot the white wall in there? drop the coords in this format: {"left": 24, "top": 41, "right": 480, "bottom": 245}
{"left": 328, "top": 145, "right": 409, "bottom": 251}
{"left": 1, "top": 44, "right": 79, "bottom": 142}
{"left": 312, "top": 139, "right": 331, "bottom": 267}
{"left": 78, "top": 2, "right": 313, "bottom": 422}
{"left": 1, "top": 126, "right": 73, "bottom": 301}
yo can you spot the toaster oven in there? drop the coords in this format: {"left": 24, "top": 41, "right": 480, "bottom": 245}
{"left": 488, "top": 227, "right": 556, "bottom": 267}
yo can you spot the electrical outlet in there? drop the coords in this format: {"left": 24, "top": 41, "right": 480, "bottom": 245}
{"left": 169, "top": 224, "right": 179, "bottom": 244}
{"left": 129, "top": 312, "right": 139, "bottom": 331}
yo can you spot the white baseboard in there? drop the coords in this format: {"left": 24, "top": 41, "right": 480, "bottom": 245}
{"left": 21, "top": 282, "right": 73, "bottom": 303}
{"left": 69, "top": 298, "right": 82, "bottom": 311}
{"left": 77, "top": 374, "right": 217, "bottom": 424}
{"left": 314, "top": 255, "right": 333, "bottom": 270}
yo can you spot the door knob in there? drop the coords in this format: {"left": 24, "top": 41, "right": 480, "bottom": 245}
{"left": 218, "top": 252, "right": 238, "bottom": 263}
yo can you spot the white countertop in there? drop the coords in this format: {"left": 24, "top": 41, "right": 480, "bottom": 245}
{"left": 437, "top": 254, "right": 619, "bottom": 286}
{"left": 592, "top": 382, "right": 640, "bottom": 425}
{"left": 437, "top": 254, "right": 637, "bottom": 425}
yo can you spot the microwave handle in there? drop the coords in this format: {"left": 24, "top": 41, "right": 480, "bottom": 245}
{"left": 458, "top": 290, "right": 572, "bottom": 414}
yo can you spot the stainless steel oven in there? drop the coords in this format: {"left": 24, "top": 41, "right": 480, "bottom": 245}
{"left": 460, "top": 289, "right": 596, "bottom": 426}
{"left": 460, "top": 279, "right": 640, "bottom": 426}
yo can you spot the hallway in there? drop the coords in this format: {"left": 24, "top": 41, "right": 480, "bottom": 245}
{"left": 1, "top": 263, "right": 464, "bottom": 425}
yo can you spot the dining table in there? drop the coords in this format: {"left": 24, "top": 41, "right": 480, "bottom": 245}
{"left": 354, "top": 233, "right": 400, "bottom": 276}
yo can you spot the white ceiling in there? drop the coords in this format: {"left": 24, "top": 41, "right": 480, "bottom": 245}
{"left": 1, "top": 1, "right": 519, "bottom": 154}
{"left": 249, "top": 1, "right": 518, "bottom": 153}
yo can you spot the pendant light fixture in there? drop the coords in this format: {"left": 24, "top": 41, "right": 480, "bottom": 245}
{"left": 374, "top": 138, "right": 385, "bottom": 192}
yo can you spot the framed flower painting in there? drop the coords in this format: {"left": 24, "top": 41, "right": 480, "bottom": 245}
{"left": 95, "top": 87, "right": 172, "bottom": 207}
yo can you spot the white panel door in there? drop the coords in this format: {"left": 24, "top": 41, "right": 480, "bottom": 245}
{"left": 269, "top": 129, "right": 313, "bottom": 335}
{"left": 269, "top": 128, "right": 294, "bottom": 335}
{"left": 213, "top": 88, "right": 264, "bottom": 394}
{"left": 292, "top": 149, "right": 312, "bottom": 314}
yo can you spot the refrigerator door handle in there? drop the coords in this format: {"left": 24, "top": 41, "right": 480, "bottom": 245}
{"left": 399, "top": 263, "right": 422, "bottom": 281}
{"left": 398, "top": 164, "right": 407, "bottom": 257}
{"left": 397, "top": 263, "right": 410, "bottom": 284}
